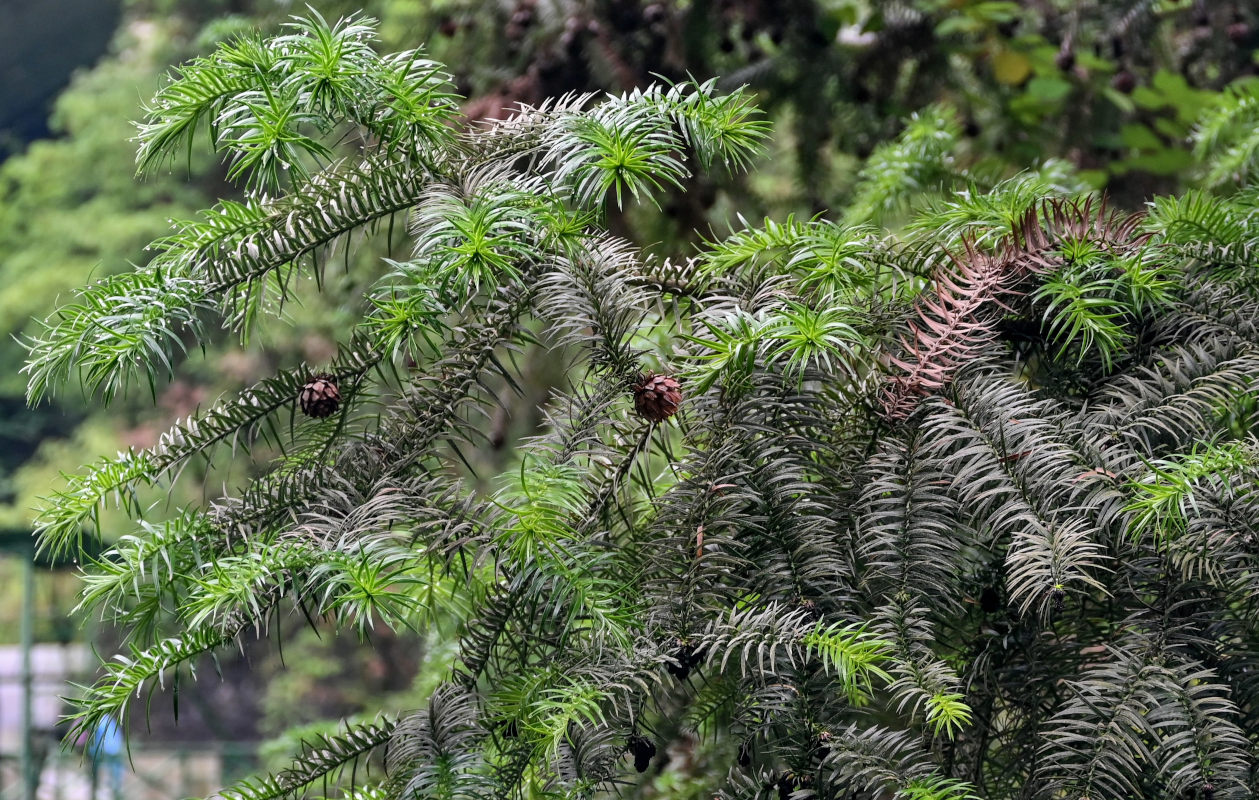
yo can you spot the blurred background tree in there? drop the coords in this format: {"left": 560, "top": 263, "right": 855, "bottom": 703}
{"left": 2, "top": 0, "right": 1257, "bottom": 782}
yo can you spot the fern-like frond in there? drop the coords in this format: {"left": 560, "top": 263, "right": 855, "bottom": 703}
{"left": 33, "top": 340, "right": 380, "bottom": 558}
{"left": 880, "top": 244, "right": 1024, "bottom": 419}
{"left": 909, "top": 164, "right": 1088, "bottom": 250}
{"left": 817, "top": 724, "right": 979, "bottom": 800}
{"left": 1087, "top": 339, "right": 1259, "bottom": 457}
{"left": 1192, "top": 79, "right": 1259, "bottom": 189}
{"left": 22, "top": 271, "right": 214, "bottom": 405}
{"left": 214, "top": 717, "right": 397, "bottom": 800}
{"left": 920, "top": 373, "right": 1116, "bottom": 616}
{"left": 847, "top": 105, "right": 963, "bottom": 225}
{"left": 384, "top": 684, "right": 490, "bottom": 799}
{"left": 69, "top": 628, "right": 236, "bottom": 747}
{"left": 136, "top": 9, "right": 458, "bottom": 189}
{"left": 1036, "top": 634, "right": 1250, "bottom": 799}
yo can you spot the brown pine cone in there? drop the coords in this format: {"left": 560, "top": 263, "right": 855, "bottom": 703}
{"left": 632, "top": 372, "right": 682, "bottom": 422}
{"left": 299, "top": 374, "right": 341, "bottom": 418}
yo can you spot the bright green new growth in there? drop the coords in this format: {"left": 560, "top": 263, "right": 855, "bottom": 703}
{"left": 26, "top": 11, "right": 1259, "bottom": 800}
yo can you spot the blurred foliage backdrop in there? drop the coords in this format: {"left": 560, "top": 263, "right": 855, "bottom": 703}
{"left": 2, "top": 0, "right": 1257, "bottom": 752}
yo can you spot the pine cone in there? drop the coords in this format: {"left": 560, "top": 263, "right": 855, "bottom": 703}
{"left": 632, "top": 372, "right": 682, "bottom": 422}
{"left": 299, "top": 374, "right": 341, "bottom": 418}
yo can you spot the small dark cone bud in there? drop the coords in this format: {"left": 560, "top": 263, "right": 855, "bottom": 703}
{"left": 813, "top": 729, "right": 832, "bottom": 761}
{"left": 1111, "top": 70, "right": 1137, "bottom": 94}
{"left": 776, "top": 773, "right": 796, "bottom": 800}
{"left": 1203, "top": 782, "right": 1215, "bottom": 800}
{"left": 798, "top": 598, "right": 818, "bottom": 622}
{"left": 627, "top": 735, "right": 657, "bottom": 773}
{"left": 1051, "top": 587, "right": 1066, "bottom": 614}
{"left": 633, "top": 372, "right": 683, "bottom": 422}
{"left": 299, "top": 374, "right": 341, "bottom": 418}
{"left": 665, "top": 639, "right": 704, "bottom": 680}
{"left": 665, "top": 660, "right": 689, "bottom": 680}
{"left": 1228, "top": 22, "right": 1250, "bottom": 43}
{"left": 1055, "top": 47, "right": 1075, "bottom": 72}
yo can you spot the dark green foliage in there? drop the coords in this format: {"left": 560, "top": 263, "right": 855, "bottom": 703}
{"left": 27, "top": 11, "right": 1259, "bottom": 800}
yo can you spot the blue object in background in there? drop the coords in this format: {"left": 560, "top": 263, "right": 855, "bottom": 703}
{"left": 87, "top": 714, "right": 124, "bottom": 799}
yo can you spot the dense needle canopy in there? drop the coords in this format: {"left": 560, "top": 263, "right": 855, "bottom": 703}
{"left": 24, "top": 10, "right": 1259, "bottom": 800}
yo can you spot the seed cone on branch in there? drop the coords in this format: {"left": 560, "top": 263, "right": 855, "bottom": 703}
{"left": 299, "top": 374, "right": 341, "bottom": 419}
{"left": 632, "top": 372, "right": 682, "bottom": 422}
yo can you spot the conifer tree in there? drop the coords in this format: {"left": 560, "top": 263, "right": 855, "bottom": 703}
{"left": 26, "top": 11, "right": 1259, "bottom": 800}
